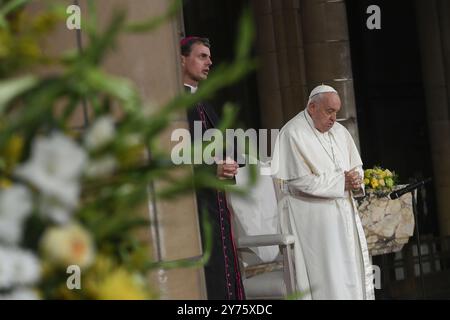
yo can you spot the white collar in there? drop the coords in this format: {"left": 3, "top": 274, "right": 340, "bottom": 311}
{"left": 184, "top": 83, "right": 198, "bottom": 93}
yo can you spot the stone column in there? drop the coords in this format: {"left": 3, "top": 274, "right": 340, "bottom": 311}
{"left": 415, "top": 0, "right": 450, "bottom": 236}
{"left": 300, "top": 0, "right": 361, "bottom": 149}
{"left": 251, "top": 0, "right": 361, "bottom": 149}
{"left": 250, "top": 0, "right": 308, "bottom": 130}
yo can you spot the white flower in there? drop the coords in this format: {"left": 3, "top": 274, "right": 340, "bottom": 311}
{"left": 0, "top": 288, "right": 40, "bottom": 300}
{"left": 0, "top": 185, "right": 32, "bottom": 221}
{"left": 0, "top": 246, "right": 40, "bottom": 289}
{"left": 0, "top": 247, "right": 15, "bottom": 288}
{"left": 0, "top": 218, "right": 22, "bottom": 244}
{"left": 38, "top": 195, "right": 73, "bottom": 225}
{"left": 85, "top": 155, "right": 117, "bottom": 178}
{"left": 84, "top": 116, "right": 116, "bottom": 151}
{"left": 14, "top": 133, "right": 87, "bottom": 222}
{"left": 16, "top": 133, "right": 87, "bottom": 182}
{"left": 12, "top": 250, "right": 41, "bottom": 286}
{"left": 0, "top": 185, "right": 32, "bottom": 244}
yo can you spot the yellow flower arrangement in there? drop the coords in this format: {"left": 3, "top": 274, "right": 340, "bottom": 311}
{"left": 363, "top": 166, "right": 398, "bottom": 195}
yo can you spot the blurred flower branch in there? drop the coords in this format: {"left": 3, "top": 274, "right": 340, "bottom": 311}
{"left": 0, "top": 0, "right": 256, "bottom": 299}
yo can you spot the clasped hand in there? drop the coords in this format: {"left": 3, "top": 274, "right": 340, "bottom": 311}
{"left": 216, "top": 156, "right": 238, "bottom": 179}
{"left": 345, "top": 168, "right": 362, "bottom": 191}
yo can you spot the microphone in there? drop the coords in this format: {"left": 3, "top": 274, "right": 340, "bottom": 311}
{"left": 389, "top": 178, "right": 432, "bottom": 200}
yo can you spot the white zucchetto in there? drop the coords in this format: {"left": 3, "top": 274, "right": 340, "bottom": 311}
{"left": 309, "top": 84, "right": 337, "bottom": 99}
{"left": 306, "top": 84, "right": 338, "bottom": 108}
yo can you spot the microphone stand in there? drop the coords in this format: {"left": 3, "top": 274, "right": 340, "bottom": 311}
{"left": 411, "top": 189, "right": 426, "bottom": 299}
{"left": 390, "top": 178, "right": 431, "bottom": 299}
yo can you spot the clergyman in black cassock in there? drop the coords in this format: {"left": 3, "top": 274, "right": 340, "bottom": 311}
{"left": 181, "top": 36, "right": 245, "bottom": 300}
{"left": 186, "top": 86, "right": 245, "bottom": 300}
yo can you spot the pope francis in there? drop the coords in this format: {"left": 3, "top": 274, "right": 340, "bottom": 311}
{"left": 271, "top": 85, "right": 375, "bottom": 300}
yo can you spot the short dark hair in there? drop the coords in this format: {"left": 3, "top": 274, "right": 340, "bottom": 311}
{"left": 180, "top": 37, "right": 210, "bottom": 56}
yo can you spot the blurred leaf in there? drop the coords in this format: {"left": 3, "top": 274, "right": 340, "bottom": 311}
{"left": 0, "top": 1, "right": 257, "bottom": 299}
{"left": 216, "top": 102, "right": 238, "bottom": 132}
{"left": 0, "top": 0, "right": 30, "bottom": 27}
{"left": 0, "top": 75, "right": 37, "bottom": 112}
{"left": 235, "top": 7, "right": 255, "bottom": 60}
{"left": 78, "top": 9, "right": 126, "bottom": 66}
{"left": 0, "top": 0, "right": 29, "bottom": 15}
{"left": 82, "top": 68, "right": 140, "bottom": 113}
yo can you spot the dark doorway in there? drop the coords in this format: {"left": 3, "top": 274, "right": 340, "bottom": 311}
{"left": 346, "top": 0, "right": 438, "bottom": 234}
{"left": 346, "top": 0, "right": 443, "bottom": 299}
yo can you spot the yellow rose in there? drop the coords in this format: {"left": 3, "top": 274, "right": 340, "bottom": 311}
{"left": 371, "top": 178, "right": 379, "bottom": 189}
{"left": 384, "top": 169, "right": 393, "bottom": 177}
{"left": 378, "top": 179, "right": 385, "bottom": 187}
{"left": 364, "top": 178, "right": 370, "bottom": 185}
{"left": 40, "top": 223, "right": 95, "bottom": 269}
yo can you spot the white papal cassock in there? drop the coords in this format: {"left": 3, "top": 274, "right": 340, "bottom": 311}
{"left": 271, "top": 109, "right": 375, "bottom": 300}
